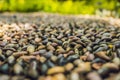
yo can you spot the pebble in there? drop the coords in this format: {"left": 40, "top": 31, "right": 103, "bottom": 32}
{"left": 0, "top": 41, "right": 7, "bottom": 47}
{"left": 50, "top": 55, "right": 58, "bottom": 62}
{"left": 41, "top": 64, "right": 48, "bottom": 74}
{"left": 13, "top": 63, "right": 23, "bottom": 75}
{"left": 92, "top": 63, "right": 102, "bottom": 70}
{"left": 39, "top": 56, "right": 47, "bottom": 63}
{"left": 0, "top": 32, "right": 4, "bottom": 37}
{"left": 102, "top": 63, "right": 119, "bottom": 71}
{"left": 47, "top": 60, "right": 55, "bottom": 67}
{"left": 52, "top": 73, "right": 66, "bottom": 80}
{"left": 58, "top": 56, "right": 67, "bottom": 66}
{"left": 64, "top": 63, "right": 74, "bottom": 71}
{"left": 70, "top": 72, "right": 79, "bottom": 80}
{"left": 20, "top": 56, "right": 36, "bottom": 62}
{"left": 10, "top": 76, "right": 26, "bottom": 80}
{"left": 86, "top": 72, "right": 102, "bottom": 80}
{"left": 74, "top": 62, "right": 91, "bottom": 73}
{"left": 37, "top": 45, "right": 46, "bottom": 49}
{"left": 80, "top": 55, "right": 87, "bottom": 61}
{"left": 73, "top": 59, "right": 83, "bottom": 66}
{"left": 44, "top": 51, "right": 53, "bottom": 58}
{"left": 38, "top": 49, "right": 47, "bottom": 55}
{"left": 95, "top": 51, "right": 111, "bottom": 61}
{"left": 98, "top": 67, "right": 109, "bottom": 78}
{"left": 87, "top": 54, "right": 95, "bottom": 61}
{"left": 35, "top": 37, "right": 41, "bottom": 43}
{"left": 92, "top": 58, "right": 106, "bottom": 63}
{"left": 0, "top": 49, "right": 2, "bottom": 54}
{"left": 6, "top": 50, "right": 13, "bottom": 56}
{"left": 38, "top": 76, "right": 52, "bottom": 80}
{"left": 0, "top": 14, "right": 120, "bottom": 80}
{"left": 0, "top": 75, "right": 10, "bottom": 80}
{"left": 8, "top": 56, "right": 15, "bottom": 64}
{"left": 112, "top": 57, "right": 120, "bottom": 66}
{"left": 13, "top": 51, "right": 28, "bottom": 57}
{"left": 27, "top": 45, "right": 35, "bottom": 53}
{"left": 28, "top": 69, "right": 38, "bottom": 78}
{"left": 47, "top": 66, "right": 65, "bottom": 75}
{"left": 0, "top": 63, "right": 9, "bottom": 73}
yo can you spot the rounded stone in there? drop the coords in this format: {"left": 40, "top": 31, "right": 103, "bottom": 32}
{"left": 27, "top": 45, "right": 35, "bottom": 53}
{"left": 47, "top": 66, "right": 65, "bottom": 75}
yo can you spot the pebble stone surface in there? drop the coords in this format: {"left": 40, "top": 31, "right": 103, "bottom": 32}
{"left": 0, "top": 13, "right": 120, "bottom": 80}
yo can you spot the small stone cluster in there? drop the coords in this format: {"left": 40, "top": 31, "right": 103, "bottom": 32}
{"left": 0, "top": 14, "right": 120, "bottom": 80}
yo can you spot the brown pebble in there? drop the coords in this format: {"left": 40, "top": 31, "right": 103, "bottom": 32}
{"left": 13, "top": 51, "right": 28, "bottom": 57}
{"left": 47, "top": 45, "right": 55, "bottom": 51}
{"left": 52, "top": 73, "right": 66, "bottom": 80}
{"left": 80, "top": 55, "right": 87, "bottom": 61}
{"left": 6, "top": 37, "right": 12, "bottom": 41}
{"left": 41, "top": 76, "right": 52, "bottom": 80}
{"left": 38, "top": 76, "right": 45, "bottom": 80}
{"left": 92, "top": 63, "right": 102, "bottom": 70}
{"left": 37, "top": 45, "right": 46, "bottom": 50}
{"left": 65, "top": 63, "right": 74, "bottom": 71}
{"left": 0, "top": 32, "right": 4, "bottom": 37}
{"left": 95, "top": 51, "right": 111, "bottom": 61}
{"left": 47, "top": 66, "right": 65, "bottom": 75}
{"left": 74, "top": 62, "right": 91, "bottom": 72}
{"left": 35, "top": 37, "right": 41, "bottom": 43}
{"left": 20, "top": 56, "right": 36, "bottom": 62}
{"left": 102, "top": 63, "right": 119, "bottom": 70}
{"left": 0, "top": 49, "right": 2, "bottom": 54}
{"left": 56, "top": 46, "right": 66, "bottom": 54}
{"left": 39, "top": 56, "right": 47, "bottom": 63}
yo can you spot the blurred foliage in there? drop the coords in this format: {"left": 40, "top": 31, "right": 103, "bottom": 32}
{"left": 0, "top": 0, "right": 120, "bottom": 17}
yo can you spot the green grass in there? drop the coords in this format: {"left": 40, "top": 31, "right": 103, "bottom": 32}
{"left": 0, "top": 0, "right": 119, "bottom": 16}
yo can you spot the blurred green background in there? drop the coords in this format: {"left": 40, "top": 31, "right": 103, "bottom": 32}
{"left": 0, "top": 0, "right": 120, "bottom": 17}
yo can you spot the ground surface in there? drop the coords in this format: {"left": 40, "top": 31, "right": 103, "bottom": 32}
{"left": 0, "top": 13, "right": 120, "bottom": 80}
